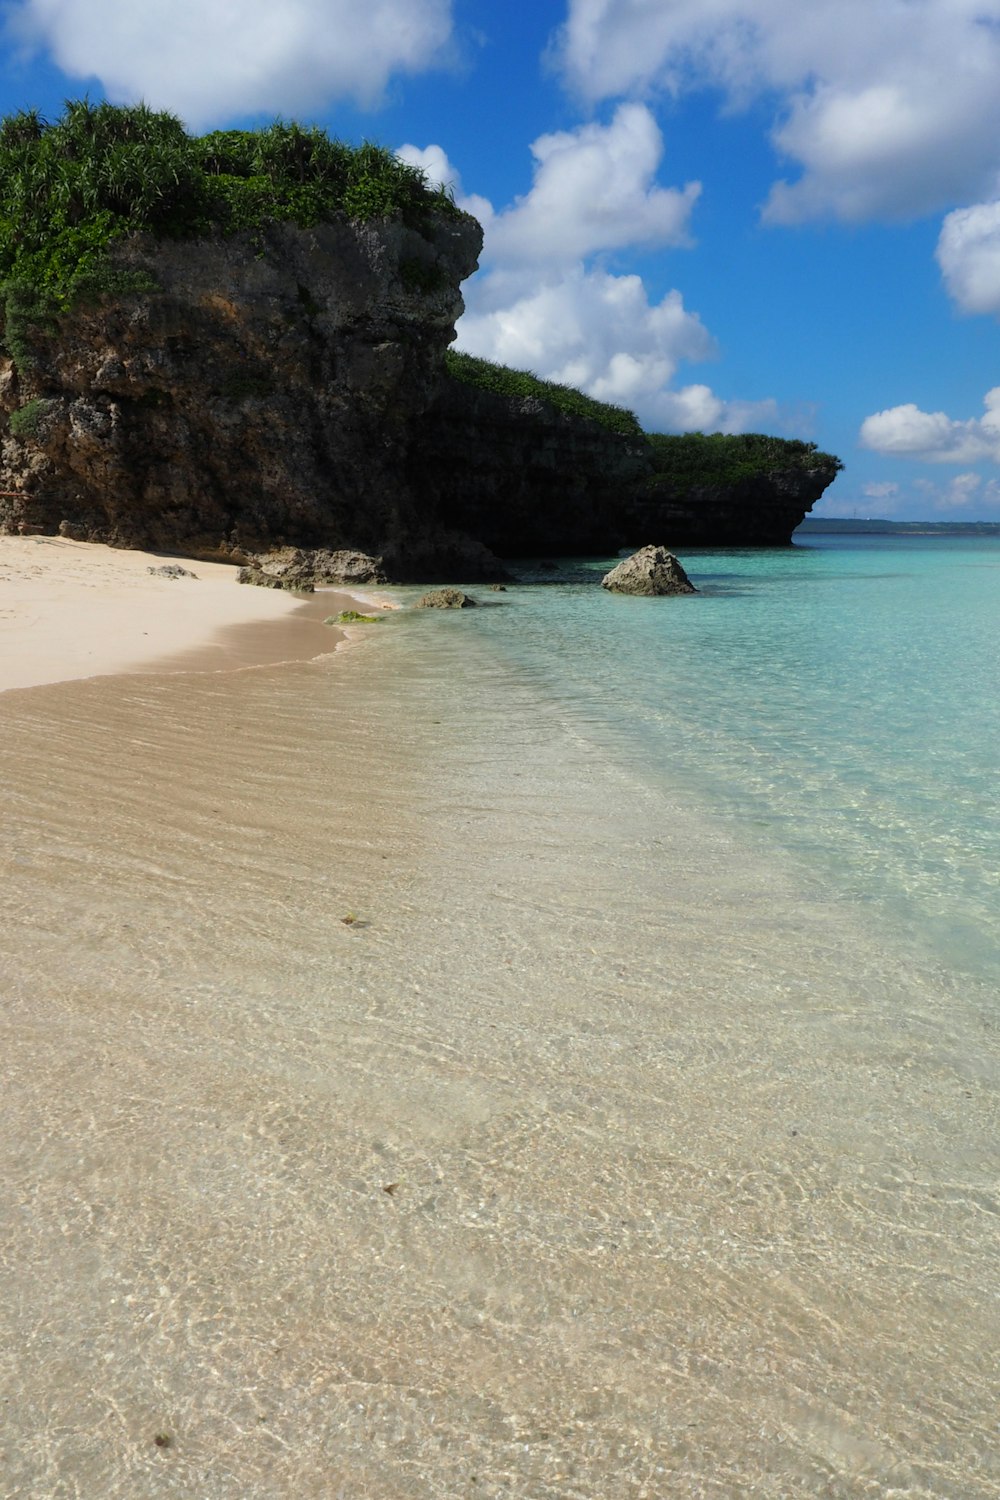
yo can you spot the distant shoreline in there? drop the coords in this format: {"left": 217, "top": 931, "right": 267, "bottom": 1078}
{"left": 796, "top": 517, "right": 1000, "bottom": 536}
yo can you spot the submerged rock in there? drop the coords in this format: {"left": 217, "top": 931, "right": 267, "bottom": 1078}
{"left": 601, "top": 545, "right": 697, "bottom": 596}
{"left": 414, "top": 588, "right": 477, "bottom": 609}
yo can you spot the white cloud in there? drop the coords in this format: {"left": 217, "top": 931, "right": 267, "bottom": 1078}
{"left": 485, "top": 104, "right": 699, "bottom": 264}
{"left": 552, "top": 1, "right": 1000, "bottom": 224}
{"left": 8, "top": 0, "right": 454, "bottom": 126}
{"left": 455, "top": 264, "right": 718, "bottom": 429}
{"left": 936, "top": 200, "right": 1000, "bottom": 316}
{"left": 859, "top": 389, "right": 1000, "bottom": 463}
{"left": 407, "top": 108, "right": 699, "bottom": 264}
{"left": 404, "top": 111, "right": 779, "bottom": 434}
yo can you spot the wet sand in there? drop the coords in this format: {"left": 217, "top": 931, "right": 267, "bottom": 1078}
{"left": 1, "top": 616, "right": 997, "bottom": 1498}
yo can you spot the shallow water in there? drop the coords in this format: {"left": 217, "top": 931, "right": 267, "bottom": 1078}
{"left": 455, "top": 535, "right": 1000, "bottom": 991}
{"left": 0, "top": 544, "right": 997, "bottom": 1497}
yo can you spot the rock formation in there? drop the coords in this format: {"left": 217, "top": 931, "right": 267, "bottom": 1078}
{"left": 413, "top": 375, "right": 839, "bottom": 555}
{"left": 414, "top": 588, "right": 478, "bottom": 608}
{"left": 1, "top": 213, "right": 840, "bottom": 576}
{"left": 601, "top": 546, "right": 698, "bottom": 596}
{"left": 0, "top": 213, "right": 487, "bottom": 576}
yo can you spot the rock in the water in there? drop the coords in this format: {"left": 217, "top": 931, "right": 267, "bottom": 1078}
{"left": 601, "top": 545, "right": 697, "bottom": 596}
{"left": 414, "top": 587, "right": 477, "bottom": 609}
{"left": 147, "top": 563, "right": 197, "bottom": 579}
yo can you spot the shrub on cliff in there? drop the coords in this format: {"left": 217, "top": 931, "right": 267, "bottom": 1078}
{"left": 645, "top": 430, "right": 843, "bottom": 486}
{"left": 444, "top": 352, "right": 842, "bottom": 484}
{"left": 444, "top": 349, "right": 643, "bottom": 438}
{"left": 0, "top": 99, "right": 461, "bottom": 326}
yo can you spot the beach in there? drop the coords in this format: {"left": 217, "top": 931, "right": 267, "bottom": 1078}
{"left": 0, "top": 535, "right": 352, "bottom": 693}
{"left": 1, "top": 539, "right": 997, "bottom": 1498}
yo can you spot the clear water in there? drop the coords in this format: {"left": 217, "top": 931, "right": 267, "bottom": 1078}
{"left": 2, "top": 535, "right": 997, "bottom": 1497}
{"left": 402, "top": 534, "right": 1000, "bottom": 993}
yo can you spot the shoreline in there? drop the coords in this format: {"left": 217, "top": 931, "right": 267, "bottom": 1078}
{"left": 0, "top": 535, "right": 373, "bottom": 693}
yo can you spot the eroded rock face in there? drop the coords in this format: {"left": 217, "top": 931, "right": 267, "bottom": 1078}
{"left": 0, "top": 214, "right": 483, "bottom": 568}
{"left": 412, "top": 376, "right": 839, "bottom": 555}
{"left": 601, "top": 546, "right": 697, "bottom": 596}
{"left": 0, "top": 213, "right": 840, "bottom": 575}
{"left": 237, "top": 548, "right": 389, "bottom": 590}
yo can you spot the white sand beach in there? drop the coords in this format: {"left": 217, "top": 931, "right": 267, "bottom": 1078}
{"left": 0, "top": 535, "right": 338, "bottom": 693}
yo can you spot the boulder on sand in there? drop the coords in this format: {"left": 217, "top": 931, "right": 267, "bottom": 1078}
{"left": 601, "top": 545, "right": 697, "bottom": 596}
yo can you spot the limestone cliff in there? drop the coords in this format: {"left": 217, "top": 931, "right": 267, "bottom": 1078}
{"left": 411, "top": 377, "right": 839, "bottom": 556}
{"left": 1, "top": 214, "right": 838, "bottom": 575}
{"left": 0, "top": 212, "right": 486, "bottom": 574}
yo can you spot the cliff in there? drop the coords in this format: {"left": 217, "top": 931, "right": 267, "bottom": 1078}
{"left": 0, "top": 214, "right": 488, "bottom": 574}
{"left": 412, "top": 376, "right": 838, "bottom": 556}
{"left": 0, "top": 105, "right": 840, "bottom": 576}
{"left": 1, "top": 235, "right": 838, "bottom": 572}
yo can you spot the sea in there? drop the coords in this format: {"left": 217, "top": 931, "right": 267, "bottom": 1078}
{"left": 431, "top": 531, "right": 1000, "bottom": 996}
{"left": 1, "top": 531, "right": 997, "bottom": 1498}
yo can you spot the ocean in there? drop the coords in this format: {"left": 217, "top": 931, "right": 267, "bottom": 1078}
{"left": 426, "top": 531, "right": 1000, "bottom": 995}
{"left": 1, "top": 532, "right": 997, "bottom": 1497}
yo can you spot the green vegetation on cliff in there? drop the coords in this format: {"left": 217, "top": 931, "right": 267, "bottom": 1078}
{"left": 444, "top": 350, "right": 643, "bottom": 437}
{"left": 645, "top": 430, "right": 843, "bottom": 485}
{"left": 0, "top": 99, "right": 460, "bottom": 323}
{"left": 445, "top": 351, "right": 842, "bottom": 480}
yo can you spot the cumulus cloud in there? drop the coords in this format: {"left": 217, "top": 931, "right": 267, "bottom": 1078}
{"left": 552, "top": 0, "right": 1000, "bottom": 224}
{"left": 403, "top": 111, "right": 778, "bottom": 433}
{"left": 455, "top": 264, "right": 717, "bottom": 426}
{"left": 7, "top": 0, "right": 454, "bottom": 126}
{"left": 404, "top": 107, "right": 699, "bottom": 262}
{"left": 936, "top": 201, "right": 1000, "bottom": 316}
{"left": 485, "top": 104, "right": 699, "bottom": 263}
{"left": 859, "top": 389, "right": 1000, "bottom": 463}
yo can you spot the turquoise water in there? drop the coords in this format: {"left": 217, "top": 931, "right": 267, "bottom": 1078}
{"left": 402, "top": 535, "right": 1000, "bottom": 991}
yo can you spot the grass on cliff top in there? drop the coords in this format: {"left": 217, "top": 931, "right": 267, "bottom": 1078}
{"left": 445, "top": 351, "right": 842, "bottom": 475}
{"left": 0, "top": 99, "right": 462, "bottom": 312}
{"left": 444, "top": 350, "right": 643, "bottom": 438}
{"left": 645, "top": 430, "right": 844, "bottom": 483}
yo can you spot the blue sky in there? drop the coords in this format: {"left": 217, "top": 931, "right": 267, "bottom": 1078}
{"left": 4, "top": 1, "right": 1000, "bottom": 519}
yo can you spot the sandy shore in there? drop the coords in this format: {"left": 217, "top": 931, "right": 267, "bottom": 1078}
{"left": 0, "top": 535, "right": 348, "bottom": 693}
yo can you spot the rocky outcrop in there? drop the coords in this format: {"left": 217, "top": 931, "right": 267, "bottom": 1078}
{"left": 409, "top": 377, "right": 652, "bottom": 557}
{"left": 0, "top": 213, "right": 485, "bottom": 570}
{"left": 602, "top": 546, "right": 697, "bottom": 596}
{"left": 237, "top": 547, "right": 388, "bottom": 590}
{"left": 410, "top": 376, "right": 838, "bottom": 557}
{"left": 1, "top": 212, "right": 839, "bottom": 574}
{"left": 619, "top": 470, "right": 832, "bottom": 548}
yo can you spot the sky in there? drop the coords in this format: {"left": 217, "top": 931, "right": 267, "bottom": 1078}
{"left": 3, "top": 2, "right": 1000, "bottom": 518}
